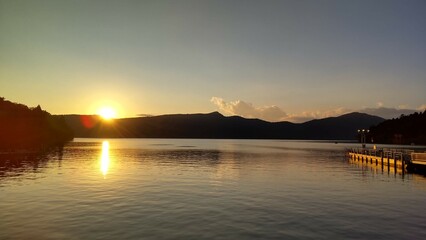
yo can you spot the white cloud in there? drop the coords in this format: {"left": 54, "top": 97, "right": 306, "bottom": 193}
{"left": 360, "top": 107, "right": 418, "bottom": 119}
{"left": 284, "top": 107, "right": 351, "bottom": 122}
{"left": 398, "top": 104, "right": 409, "bottom": 109}
{"left": 210, "top": 97, "right": 426, "bottom": 123}
{"left": 418, "top": 104, "right": 426, "bottom": 111}
{"left": 287, "top": 106, "right": 424, "bottom": 121}
{"left": 210, "top": 97, "right": 288, "bottom": 122}
{"left": 211, "top": 97, "right": 350, "bottom": 123}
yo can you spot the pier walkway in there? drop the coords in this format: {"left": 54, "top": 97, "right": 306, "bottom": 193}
{"left": 347, "top": 148, "right": 426, "bottom": 173}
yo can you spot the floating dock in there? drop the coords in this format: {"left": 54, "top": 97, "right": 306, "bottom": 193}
{"left": 347, "top": 148, "right": 426, "bottom": 173}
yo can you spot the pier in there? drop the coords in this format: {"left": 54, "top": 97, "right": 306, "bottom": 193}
{"left": 347, "top": 148, "right": 426, "bottom": 173}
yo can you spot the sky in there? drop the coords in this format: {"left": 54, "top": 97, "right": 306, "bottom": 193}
{"left": 1, "top": 0, "right": 425, "bottom": 122}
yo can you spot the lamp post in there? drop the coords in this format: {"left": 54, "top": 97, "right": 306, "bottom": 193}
{"left": 358, "top": 129, "right": 369, "bottom": 148}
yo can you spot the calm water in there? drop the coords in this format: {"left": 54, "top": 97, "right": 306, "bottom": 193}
{"left": 1, "top": 139, "right": 426, "bottom": 239}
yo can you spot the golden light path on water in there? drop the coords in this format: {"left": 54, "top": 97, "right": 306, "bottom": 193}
{"left": 100, "top": 141, "right": 110, "bottom": 178}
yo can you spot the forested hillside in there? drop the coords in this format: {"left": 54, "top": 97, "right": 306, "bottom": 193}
{"left": 0, "top": 97, "right": 73, "bottom": 149}
{"left": 369, "top": 111, "right": 426, "bottom": 145}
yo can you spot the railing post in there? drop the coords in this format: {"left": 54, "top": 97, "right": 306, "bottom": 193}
{"left": 394, "top": 153, "right": 397, "bottom": 169}
{"left": 387, "top": 152, "right": 390, "bottom": 169}
{"left": 402, "top": 154, "right": 405, "bottom": 175}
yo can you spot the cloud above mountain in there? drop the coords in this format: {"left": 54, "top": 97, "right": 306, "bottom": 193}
{"left": 284, "top": 108, "right": 351, "bottom": 123}
{"left": 210, "top": 97, "right": 348, "bottom": 122}
{"left": 211, "top": 97, "right": 425, "bottom": 123}
{"left": 360, "top": 107, "right": 419, "bottom": 119}
{"left": 210, "top": 97, "right": 288, "bottom": 122}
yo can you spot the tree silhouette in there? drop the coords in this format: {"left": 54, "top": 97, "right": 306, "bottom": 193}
{"left": 0, "top": 97, "right": 73, "bottom": 149}
{"left": 369, "top": 111, "right": 426, "bottom": 145}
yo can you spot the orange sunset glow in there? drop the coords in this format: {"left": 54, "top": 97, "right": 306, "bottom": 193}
{"left": 97, "top": 107, "right": 117, "bottom": 120}
{"left": 1, "top": 1, "right": 426, "bottom": 239}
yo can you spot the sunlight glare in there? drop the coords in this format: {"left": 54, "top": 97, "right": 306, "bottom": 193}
{"left": 98, "top": 107, "right": 117, "bottom": 120}
{"left": 100, "top": 141, "right": 110, "bottom": 178}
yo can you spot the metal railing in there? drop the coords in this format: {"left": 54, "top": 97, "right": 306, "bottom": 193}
{"left": 347, "top": 148, "right": 415, "bottom": 162}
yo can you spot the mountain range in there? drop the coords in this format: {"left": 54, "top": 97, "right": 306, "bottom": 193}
{"left": 63, "top": 112, "right": 384, "bottom": 140}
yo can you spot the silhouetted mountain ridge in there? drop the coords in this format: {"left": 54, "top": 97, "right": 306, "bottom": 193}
{"left": 0, "top": 97, "right": 73, "bottom": 149}
{"left": 63, "top": 111, "right": 384, "bottom": 140}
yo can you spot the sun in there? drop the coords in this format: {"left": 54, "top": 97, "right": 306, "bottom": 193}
{"left": 98, "top": 107, "right": 117, "bottom": 120}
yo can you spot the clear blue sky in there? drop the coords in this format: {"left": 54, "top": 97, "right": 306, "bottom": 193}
{"left": 1, "top": 0, "right": 425, "bottom": 122}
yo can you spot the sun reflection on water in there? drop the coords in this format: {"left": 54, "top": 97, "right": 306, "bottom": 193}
{"left": 100, "top": 141, "right": 110, "bottom": 178}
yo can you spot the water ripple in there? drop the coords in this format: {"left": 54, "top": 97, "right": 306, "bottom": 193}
{"left": 1, "top": 139, "right": 426, "bottom": 239}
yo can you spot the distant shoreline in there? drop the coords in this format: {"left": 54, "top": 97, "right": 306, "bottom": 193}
{"left": 62, "top": 112, "right": 384, "bottom": 140}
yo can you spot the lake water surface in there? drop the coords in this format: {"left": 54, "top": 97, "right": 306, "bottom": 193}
{"left": 1, "top": 139, "right": 426, "bottom": 239}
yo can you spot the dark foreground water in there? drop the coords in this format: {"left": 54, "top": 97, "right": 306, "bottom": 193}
{"left": 1, "top": 139, "right": 426, "bottom": 239}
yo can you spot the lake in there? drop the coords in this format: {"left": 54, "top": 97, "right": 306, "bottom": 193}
{"left": 1, "top": 139, "right": 426, "bottom": 239}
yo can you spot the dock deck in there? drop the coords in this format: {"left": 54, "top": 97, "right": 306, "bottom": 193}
{"left": 347, "top": 148, "right": 426, "bottom": 173}
{"left": 411, "top": 153, "right": 426, "bottom": 166}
